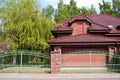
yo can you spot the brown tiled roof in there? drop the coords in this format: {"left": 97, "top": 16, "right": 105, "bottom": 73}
{"left": 48, "top": 34, "right": 119, "bottom": 45}
{"left": 53, "top": 14, "right": 120, "bottom": 34}
{"left": 53, "top": 24, "right": 72, "bottom": 31}
{"left": 88, "top": 14, "right": 120, "bottom": 28}
{"left": 89, "top": 23, "right": 107, "bottom": 30}
{"left": 53, "top": 19, "right": 72, "bottom": 31}
{"left": 109, "top": 27, "right": 120, "bottom": 34}
{"left": 57, "top": 19, "right": 71, "bottom": 25}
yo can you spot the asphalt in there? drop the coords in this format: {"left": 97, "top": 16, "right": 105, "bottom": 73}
{"left": 0, "top": 73, "right": 120, "bottom": 78}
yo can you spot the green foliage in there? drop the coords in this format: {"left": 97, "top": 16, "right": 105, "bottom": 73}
{"left": 42, "top": 5, "right": 54, "bottom": 19}
{"left": 54, "top": 0, "right": 68, "bottom": 22}
{"left": 54, "top": 0, "right": 97, "bottom": 22}
{"left": 99, "top": 0, "right": 113, "bottom": 15}
{"left": 99, "top": 0, "right": 120, "bottom": 17}
{"left": 112, "top": 0, "right": 120, "bottom": 17}
{"left": 68, "top": 0, "right": 80, "bottom": 18}
{"left": 0, "top": 0, "right": 56, "bottom": 51}
{"left": 54, "top": 0, "right": 80, "bottom": 22}
{"left": 80, "top": 5, "right": 97, "bottom": 15}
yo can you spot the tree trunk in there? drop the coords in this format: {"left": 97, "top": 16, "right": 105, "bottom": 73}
{"left": 13, "top": 55, "right": 17, "bottom": 65}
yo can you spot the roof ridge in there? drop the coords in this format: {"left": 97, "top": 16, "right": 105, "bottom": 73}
{"left": 74, "top": 14, "right": 93, "bottom": 22}
{"left": 57, "top": 18, "right": 71, "bottom": 24}
{"left": 92, "top": 22, "right": 108, "bottom": 29}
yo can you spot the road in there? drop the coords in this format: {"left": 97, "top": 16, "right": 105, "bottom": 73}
{"left": 0, "top": 78, "right": 120, "bottom": 80}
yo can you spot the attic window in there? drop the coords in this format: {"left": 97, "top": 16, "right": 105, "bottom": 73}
{"left": 116, "top": 25, "right": 120, "bottom": 30}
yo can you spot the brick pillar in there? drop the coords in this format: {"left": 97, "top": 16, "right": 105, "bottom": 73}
{"left": 51, "top": 47, "right": 61, "bottom": 74}
{"left": 108, "top": 46, "right": 115, "bottom": 63}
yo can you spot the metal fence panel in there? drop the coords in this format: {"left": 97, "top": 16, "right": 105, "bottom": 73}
{"left": 0, "top": 51, "right": 50, "bottom": 73}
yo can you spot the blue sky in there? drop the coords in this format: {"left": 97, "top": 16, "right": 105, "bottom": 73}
{"left": 39, "top": 0, "right": 112, "bottom": 12}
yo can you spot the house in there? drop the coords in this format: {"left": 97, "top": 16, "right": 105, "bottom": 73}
{"left": 48, "top": 14, "right": 120, "bottom": 73}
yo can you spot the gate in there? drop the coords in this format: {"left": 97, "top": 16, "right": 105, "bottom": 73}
{"left": 0, "top": 51, "right": 50, "bottom": 73}
{"left": 61, "top": 50, "right": 120, "bottom": 73}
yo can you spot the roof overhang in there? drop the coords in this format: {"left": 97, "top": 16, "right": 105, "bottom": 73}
{"left": 48, "top": 42, "right": 118, "bottom": 46}
{"left": 88, "top": 29, "right": 107, "bottom": 33}
{"left": 105, "top": 33, "right": 120, "bottom": 36}
{"left": 52, "top": 30, "right": 72, "bottom": 34}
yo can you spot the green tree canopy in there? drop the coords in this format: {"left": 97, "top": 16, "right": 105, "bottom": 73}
{"left": 99, "top": 0, "right": 114, "bottom": 15}
{"left": 42, "top": 5, "right": 54, "bottom": 19}
{"left": 54, "top": 0, "right": 80, "bottom": 22}
{"left": 68, "top": 0, "right": 80, "bottom": 18}
{"left": 0, "top": 0, "right": 56, "bottom": 51}
{"left": 112, "top": 0, "right": 120, "bottom": 17}
{"left": 54, "top": 0, "right": 97, "bottom": 22}
{"left": 80, "top": 5, "right": 97, "bottom": 15}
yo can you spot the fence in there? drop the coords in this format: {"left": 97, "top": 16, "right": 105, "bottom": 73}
{"left": 0, "top": 50, "right": 50, "bottom": 73}
{"left": 0, "top": 50, "right": 120, "bottom": 73}
{"left": 61, "top": 50, "right": 120, "bottom": 73}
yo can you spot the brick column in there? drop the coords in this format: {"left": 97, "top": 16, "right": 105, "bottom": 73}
{"left": 108, "top": 46, "right": 115, "bottom": 63}
{"left": 51, "top": 47, "right": 61, "bottom": 74}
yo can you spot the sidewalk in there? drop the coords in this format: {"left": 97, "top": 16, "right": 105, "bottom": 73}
{"left": 0, "top": 73, "right": 120, "bottom": 78}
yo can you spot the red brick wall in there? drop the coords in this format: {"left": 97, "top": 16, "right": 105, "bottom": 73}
{"left": 61, "top": 54, "right": 106, "bottom": 67}
{"left": 61, "top": 47, "right": 107, "bottom": 67}
{"left": 91, "top": 54, "right": 106, "bottom": 67}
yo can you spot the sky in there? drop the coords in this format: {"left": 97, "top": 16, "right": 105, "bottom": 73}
{"left": 39, "top": 0, "right": 112, "bottom": 13}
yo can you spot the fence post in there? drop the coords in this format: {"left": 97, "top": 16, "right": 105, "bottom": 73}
{"left": 20, "top": 51, "right": 23, "bottom": 70}
{"left": 89, "top": 51, "right": 92, "bottom": 73}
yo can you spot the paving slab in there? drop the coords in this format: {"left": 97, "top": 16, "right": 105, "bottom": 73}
{"left": 0, "top": 73, "right": 120, "bottom": 78}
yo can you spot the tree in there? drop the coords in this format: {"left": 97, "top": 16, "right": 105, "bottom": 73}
{"left": 68, "top": 0, "right": 80, "bottom": 18}
{"left": 99, "top": 0, "right": 114, "bottom": 15}
{"left": 80, "top": 5, "right": 97, "bottom": 15}
{"left": 54, "top": 0, "right": 68, "bottom": 22}
{"left": 89, "top": 5, "right": 97, "bottom": 14}
{"left": 54, "top": 0, "right": 80, "bottom": 22}
{"left": 112, "top": 0, "right": 120, "bottom": 17}
{"left": 54, "top": 0, "right": 97, "bottom": 22}
{"left": 0, "top": 0, "right": 56, "bottom": 64}
{"left": 0, "top": 0, "right": 56, "bottom": 51}
{"left": 42, "top": 5, "right": 54, "bottom": 19}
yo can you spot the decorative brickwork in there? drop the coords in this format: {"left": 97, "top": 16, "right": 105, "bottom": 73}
{"left": 109, "top": 46, "right": 115, "bottom": 63}
{"left": 72, "top": 21, "right": 90, "bottom": 35}
{"left": 51, "top": 47, "right": 61, "bottom": 73}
